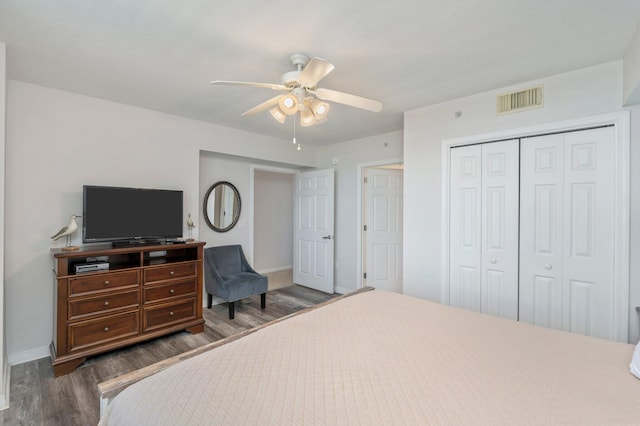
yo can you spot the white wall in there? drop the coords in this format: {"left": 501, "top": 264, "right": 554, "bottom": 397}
{"left": 0, "top": 42, "right": 8, "bottom": 410}
{"left": 624, "top": 23, "right": 640, "bottom": 105}
{"left": 403, "top": 60, "right": 640, "bottom": 341}
{"left": 628, "top": 104, "right": 640, "bottom": 343}
{"left": 253, "top": 170, "right": 293, "bottom": 272}
{"left": 316, "top": 131, "right": 403, "bottom": 294}
{"left": 199, "top": 153, "right": 253, "bottom": 253}
{"left": 5, "top": 81, "right": 317, "bottom": 363}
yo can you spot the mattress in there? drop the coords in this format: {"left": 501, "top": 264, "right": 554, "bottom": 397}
{"left": 99, "top": 290, "right": 640, "bottom": 425}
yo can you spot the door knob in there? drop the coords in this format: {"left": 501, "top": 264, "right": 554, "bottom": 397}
{"left": 322, "top": 235, "right": 333, "bottom": 240}
{"left": 544, "top": 264, "right": 552, "bottom": 270}
{"left": 490, "top": 258, "right": 497, "bottom": 264}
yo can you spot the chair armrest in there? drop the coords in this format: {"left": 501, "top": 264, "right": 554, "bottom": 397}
{"left": 239, "top": 248, "right": 261, "bottom": 275}
{"left": 204, "top": 255, "right": 227, "bottom": 292}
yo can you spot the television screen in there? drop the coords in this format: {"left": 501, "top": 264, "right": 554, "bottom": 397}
{"left": 83, "top": 185, "right": 183, "bottom": 243}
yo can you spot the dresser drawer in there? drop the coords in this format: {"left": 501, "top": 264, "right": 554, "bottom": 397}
{"left": 68, "top": 311, "right": 139, "bottom": 352}
{"left": 68, "top": 290, "right": 140, "bottom": 320}
{"left": 143, "top": 278, "right": 196, "bottom": 304}
{"left": 144, "top": 262, "right": 196, "bottom": 283}
{"left": 69, "top": 270, "right": 140, "bottom": 297}
{"left": 143, "top": 299, "right": 196, "bottom": 332}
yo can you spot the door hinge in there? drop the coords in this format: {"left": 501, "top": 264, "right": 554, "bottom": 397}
{"left": 364, "top": 224, "right": 367, "bottom": 231}
{"left": 364, "top": 177, "right": 368, "bottom": 184}
{"left": 363, "top": 272, "right": 367, "bottom": 279}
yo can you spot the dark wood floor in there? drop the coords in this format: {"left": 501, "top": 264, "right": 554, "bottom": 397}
{"left": 0, "top": 285, "right": 337, "bottom": 426}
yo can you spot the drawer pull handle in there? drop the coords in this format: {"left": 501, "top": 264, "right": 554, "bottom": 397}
{"left": 104, "top": 301, "right": 110, "bottom": 306}
{"left": 104, "top": 280, "right": 110, "bottom": 285}
{"left": 169, "top": 289, "right": 175, "bottom": 294}
{"left": 170, "top": 271, "right": 175, "bottom": 275}
{"left": 104, "top": 327, "right": 110, "bottom": 332}
{"left": 169, "top": 311, "right": 174, "bottom": 316}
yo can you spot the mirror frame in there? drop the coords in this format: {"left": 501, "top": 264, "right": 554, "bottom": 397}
{"left": 203, "top": 181, "right": 241, "bottom": 233}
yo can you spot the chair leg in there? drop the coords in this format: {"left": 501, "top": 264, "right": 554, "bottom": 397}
{"left": 207, "top": 294, "right": 213, "bottom": 309}
{"left": 261, "top": 293, "right": 266, "bottom": 309}
{"left": 228, "top": 301, "right": 235, "bottom": 319}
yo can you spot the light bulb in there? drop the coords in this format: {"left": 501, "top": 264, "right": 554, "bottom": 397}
{"left": 297, "top": 143, "right": 301, "bottom": 151}
{"left": 283, "top": 97, "right": 295, "bottom": 108}
{"left": 292, "top": 136, "right": 296, "bottom": 144}
{"left": 278, "top": 94, "right": 298, "bottom": 115}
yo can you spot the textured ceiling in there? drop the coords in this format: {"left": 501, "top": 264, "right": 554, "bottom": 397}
{"left": 1, "top": 1, "right": 639, "bottom": 146}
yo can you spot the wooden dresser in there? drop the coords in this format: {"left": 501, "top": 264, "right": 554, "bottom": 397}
{"left": 51, "top": 241, "right": 205, "bottom": 376}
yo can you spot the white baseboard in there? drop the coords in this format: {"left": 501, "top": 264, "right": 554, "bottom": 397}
{"left": 257, "top": 265, "right": 293, "bottom": 274}
{"left": 9, "top": 345, "right": 50, "bottom": 366}
{"left": 334, "top": 286, "right": 354, "bottom": 295}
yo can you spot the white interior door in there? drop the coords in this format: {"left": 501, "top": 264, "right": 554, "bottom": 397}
{"left": 449, "top": 141, "right": 519, "bottom": 319}
{"left": 364, "top": 168, "right": 403, "bottom": 293}
{"left": 519, "top": 127, "right": 616, "bottom": 339}
{"left": 293, "top": 169, "right": 335, "bottom": 293}
{"left": 481, "top": 140, "right": 519, "bottom": 320}
{"left": 449, "top": 144, "right": 482, "bottom": 311}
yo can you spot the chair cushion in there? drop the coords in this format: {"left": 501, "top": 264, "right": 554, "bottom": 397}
{"left": 221, "top": 272, "right": 268, "bottom": 302}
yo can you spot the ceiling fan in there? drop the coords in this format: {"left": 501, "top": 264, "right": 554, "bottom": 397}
{"left": 211, "top": 53, "right": 383, "bottom": 127}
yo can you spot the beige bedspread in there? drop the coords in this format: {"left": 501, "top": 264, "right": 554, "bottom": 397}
{"left": 99, "top": 291, "right": 640, "bottom": 425}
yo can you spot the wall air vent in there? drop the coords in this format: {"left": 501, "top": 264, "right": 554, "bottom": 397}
{"left": 496, "top": 85, "right": 543, "bottom": 115}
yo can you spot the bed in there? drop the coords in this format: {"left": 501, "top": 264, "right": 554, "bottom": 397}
{"left": 98, "top": 288, "right": 640, "bottom": 425}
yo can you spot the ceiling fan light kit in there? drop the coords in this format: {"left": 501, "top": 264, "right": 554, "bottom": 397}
{"left": 211, "top": 53, "right": 383, "bottom": 147}
{"left": 278, "top": 93, "right": 298, "bottom": 115}
{"left": 300, "top": 108, "right": 316, "bottom": 127}
{"left": 269, "top": 106, "right": 286, "bottom": 123}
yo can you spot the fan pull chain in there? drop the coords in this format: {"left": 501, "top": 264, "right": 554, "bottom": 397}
{"left": 293, "top": 111, "right": 301, "bottom": 149}
{"left": 292, "top": 112, "right": 296, "bottom": 145}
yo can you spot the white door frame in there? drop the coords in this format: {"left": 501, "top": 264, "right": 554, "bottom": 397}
{"left": 357, "top": 157, "right": 404, "bottom": 289}
{"left": 440, "top": 111, "right": 630, "bottom": 341}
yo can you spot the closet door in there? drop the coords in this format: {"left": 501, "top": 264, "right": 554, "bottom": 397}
{"left": 519, "top": 127, "right": 615, "bottom": 339}
{"left": 449, "top": 141, "right": 519, "bottom": 319}
{"left": 481, "top": 140, "right": 519, "bottom": 320}
{"left": 449, "top": 145, "right": 482, "bottom": 312}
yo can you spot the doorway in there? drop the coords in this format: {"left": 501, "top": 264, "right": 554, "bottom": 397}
{"left": 252, "top": 167, "right": 295, "bottom": 288}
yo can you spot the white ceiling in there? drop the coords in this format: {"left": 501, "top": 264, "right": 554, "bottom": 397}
{"left": 1, "top": 1, "right": 639, "bottom": 147}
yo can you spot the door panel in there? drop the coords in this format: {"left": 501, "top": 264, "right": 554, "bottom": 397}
{"left": 481, "top": 140, "right": 519, "bottom": 320}
{"left": 449, "top": 145, "right": 482, "bottom": 311}
{"left": 293, "top": 169, "right": 335, "bottom": 293}
{"left": 519, "top": 127, "right": 615, "bottom": 339}
{"left": 449, "top": 141, "right": 519, "bottom": 319}
{"left": 364, "top": 168, "right": 403, "bottom": 293}
{"left": 520, "top": 134, "right": 565, "bottom": 330}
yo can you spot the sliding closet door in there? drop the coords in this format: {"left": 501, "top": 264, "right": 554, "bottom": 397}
{"left": 449, "top": 141, "right": 519, "bottom": 319}
{"left": 519, "top": 127, "right": 615, "bottom": 339}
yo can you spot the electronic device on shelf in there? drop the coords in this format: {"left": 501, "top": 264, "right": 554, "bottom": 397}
{"left": 82, "top": 185, "right": 183, "bottom": 246}
{"left": 75, "top": 261, "right": 109, "bottom": 273}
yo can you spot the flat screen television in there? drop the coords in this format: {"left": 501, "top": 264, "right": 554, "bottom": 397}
{"left": 83, "top": 185, "right": 183, "bottom": 244}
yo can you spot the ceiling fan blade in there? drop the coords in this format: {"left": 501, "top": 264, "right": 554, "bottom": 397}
{"left": 211, "top": 80, "right": 288, "bottom": 91}
{"left": 315, "top": 88, "right": 383, "bottom": 112}
{"left": 297, "top": 57, "right": 335, "bottom": 88}
{"left": 241, "top": 95, "right": 282, "bottom": 116}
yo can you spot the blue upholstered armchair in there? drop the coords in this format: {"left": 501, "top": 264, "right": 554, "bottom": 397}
{"left": 203, "top": 245, "right": 267, "bottom": 319}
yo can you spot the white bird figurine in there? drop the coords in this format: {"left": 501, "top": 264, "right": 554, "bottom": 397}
{"left": 51, "top": 214, "right": 81, "bottom": 250}
{"left": 186, "top": 213, "right": 195, "bottom": 241}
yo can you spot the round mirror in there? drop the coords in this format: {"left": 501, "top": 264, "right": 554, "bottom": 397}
{"left": 203, "top": 181, "right": 241, "bottom": 232}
